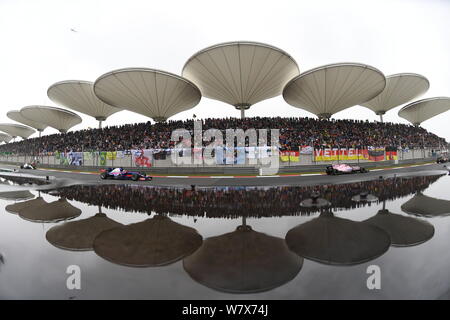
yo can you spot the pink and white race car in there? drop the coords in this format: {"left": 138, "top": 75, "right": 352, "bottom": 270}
{"left": 326, "top": 164, "right": 368, "bottom": 175}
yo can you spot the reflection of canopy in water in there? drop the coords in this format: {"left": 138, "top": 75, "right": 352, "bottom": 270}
{"left": 285, "top": 210, "right": 391, "bottom": 265}
{"left": 401, "top": 192, "right": 450, "bottom": 217}
{"left": 183, "top": 225, "right": 303, "bottom": 294}
{"left": 46, "top": 212, "right": 122, "bottom": 251}
{"left": 364, "top": 209, "right": 434, "bottom": 246}
{"left": 0, "top": 190, "right": 34, "bottom": 201}
{"left": 93, "top": 215, "right": 202, "bottom": 267}
{"left": 18, "top": 198, "right": 81, "bottom": 223}
{"left": 5, "top": 197, "right": 48, "bottom": 214}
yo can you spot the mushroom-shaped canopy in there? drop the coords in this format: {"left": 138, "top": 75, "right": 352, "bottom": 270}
{"left": 183, "top": 225, "right": 303, "bottom": 294}
{"left": 0, "top": 133, "right": 13, "bottom": 143}
{"left": 401, "top": 192, "right": 450, "bottom": 217}
{"left": 47, "top": 80, "right": 121, "bottom": 122}
{"left": 182, "top": 41, "right": 299, "bottom": 109}
{"left": 5, "top": 196, "right": 47, "bottom": 214}
{"left": 361, "top": 73, "right": 429, "bottom": 115}
{"left": 20, "top": 106, "right": 82, "bottom": 133}
{"left": 364, "top": 209, "right": 434, "bottom": 246}
{"left": 0, "top": 133, "right": 12, "bottom": 143}
{"left": 46, "top": 212, "right": 123, "bottom": 251}
{"left": 6, "top": 110, "right": 48, "bottom": 131}
{"left": 0, "top": 123, "right": 35, "bottom": 139}
{"left": 285, "top": 210, "right": 391, "bottom": 265}
{"left": 398, "top": 97, "right": 450, "bottom": 126}
{"left": 93, "top": 215, "right": 202, "bottom": 267}
{"left": 0, "top": 190, "right": 34, "bottom": 201}
{"left": 283, "top": 63, "right": 386, "bottom": 118}
{"left": 18, "top": 198, "right": 81, "bottom": 223}
{"left": 93, "top": 68, "right": 201, "bottom": 122}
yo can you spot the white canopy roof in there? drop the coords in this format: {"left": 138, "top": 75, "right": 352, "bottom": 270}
{"left": 93, "top": 68, "right": 201, "bottom": 122}
{"left": 182, "top": 41, "right": 299, "bottom": 109}
{"left": 0, "top": 133, "right": 12, "bottom": 143}
{"left": 361, "top": 73, "right": 429, "bottom": 115}
{"left": 398, "top": 97, "right": 450, "bottom": 125}
{"left": 0, "top": 123, "right": 35, "bottom": 138}
{"left": 283, "top": 62, "right": 386, "bottom": 118}
{"left": 20, "top": 106, "right": 82, "bottom": 133}
{"left": 7, "top": 110, "right": 48, "bottom": 131}
{"left": 47, "top": 80, "right": 121, "bottom": 121}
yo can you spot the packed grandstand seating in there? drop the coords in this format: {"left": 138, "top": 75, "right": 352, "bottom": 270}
{"left": 0, "top": 116, "right": 447, "bottom": 154}
{"left": 50, "top": 174, "right": 442, "bottom": 217}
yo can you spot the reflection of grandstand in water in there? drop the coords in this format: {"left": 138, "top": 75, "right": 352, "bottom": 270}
{"left": 18, "top": 198, "right": 81, "bottom": 223}
{"left": 93, "top": 215, "right": 202, "bottom": 267}
{"left": 183, "top": 217, "right": 302, "bottom": 293}
{"left": 364, "top": 200, "right": 434, "bottom": 246}
{"left": 401, "top": 192, "right": 450, "bottom": 217}
{"left": 49, "top": 174, "right": 444, "bottom": 218}
{"left": 46, "top": 206, "right": 122, "bottom": 251}
{"left": 285, "top": 210, "right": 391, "bottom": 265}
{"left": 0, "top": 190, "right": 34, "bottom": 201}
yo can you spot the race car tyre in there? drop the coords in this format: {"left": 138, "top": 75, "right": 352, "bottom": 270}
{"left": 131, "top": 174, "right": 139, "bottom": 181}
{"left": 100, "top": 172, "right": 108, "bottom": 179}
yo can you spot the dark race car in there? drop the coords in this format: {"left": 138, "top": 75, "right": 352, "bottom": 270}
{"left": 100, "top": 167, "right": 152, "bottom": 181}
{"left": 436, "top": 156, "right": 449, "bottom": 163}
{"left": 326, "top": 163, "right": 368, "bottom": 175}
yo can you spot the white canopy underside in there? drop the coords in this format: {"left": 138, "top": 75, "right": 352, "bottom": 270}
{"left": 283, "top": 63, "right": 386, "bottom": 116}
{"left": 7, "top": 110, "right": 48, "bottom": 131}
{"left": 182, "top": 42, "right": 300, "bottom": 107}
{"left": 94, "top": 68, "right": 201, "bottom": 121}
{"left": 21, "top": 106, "right": 82, "bottom": 132}
{"left": 398, "top": 97, "right": 450, "bottom": 125}
{"left": 48, "top": 81, "right": 121, "bottom": 120}
{"left": 361, "top": 74, "right": 429, "bottom": 114}
{"left": 0, "top": 133, "right": 13, "bottom": 142}
{"left": 0, "top": 123, "right": 35, "bottom": 138}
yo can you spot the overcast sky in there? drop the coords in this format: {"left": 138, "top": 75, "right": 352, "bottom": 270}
{"left": 0, "top": 0, "right": 449, "bottom": 141}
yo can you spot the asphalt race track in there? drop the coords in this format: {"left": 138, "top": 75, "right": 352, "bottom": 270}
{"left": 3, "top": 163, "right": 448, "bottom": 188}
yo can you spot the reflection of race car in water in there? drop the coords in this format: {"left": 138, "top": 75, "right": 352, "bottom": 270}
{"left": 20, "top": 162, "right": 37, "bottom": 169}
{"left": 436, "top": 156, "right": 449, "bottom": 163}
{"left": 100, "top": 168, "right": 152, "bottom": 181}
{"left": 326, "top": 164, "right": 368, "bottom": 175}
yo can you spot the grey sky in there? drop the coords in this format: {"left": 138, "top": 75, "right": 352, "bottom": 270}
{"left": 0, "top": 0, "right": 449, "bottom": 140}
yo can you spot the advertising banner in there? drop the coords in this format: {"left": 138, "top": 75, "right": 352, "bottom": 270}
{"left": 132, "top": 149, "right": 152, "bottom": 167}
{"left": 99, "top": 152, "right": 107, "bottom": 166}
{"left": 314, "top": 148, "right": 368, "bottom": 161}
{"left": 289, "top": 151, "right": 300, "bottom": 162}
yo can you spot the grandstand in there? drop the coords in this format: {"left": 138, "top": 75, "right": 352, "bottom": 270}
{"left": 0, "top": 116, "right": 445, "bottom": 155}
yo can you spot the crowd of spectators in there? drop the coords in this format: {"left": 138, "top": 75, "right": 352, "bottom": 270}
{"left": 51, "top": 174, "right": 442, "bottom": 218}
{"left": 0, "top": 116, "right": 447, "bottom": 155}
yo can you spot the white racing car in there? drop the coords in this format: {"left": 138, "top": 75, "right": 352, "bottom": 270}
{"left": 20, "top": 162, "right": 37, "bottom": 170}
